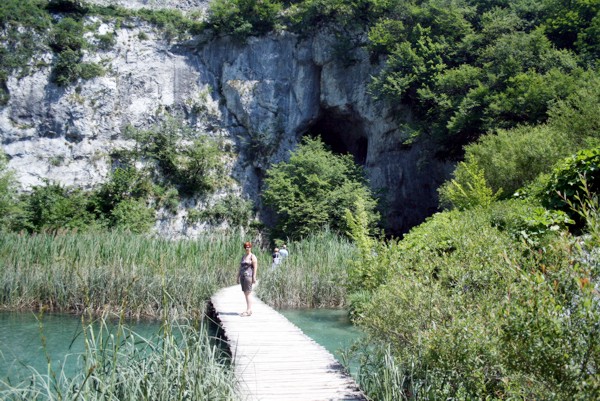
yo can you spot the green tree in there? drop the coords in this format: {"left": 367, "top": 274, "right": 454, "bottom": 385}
{"left": 438, "top": 156, "right": 502, "bottom": 210}
{"left": 206, "top": 0, "right": 282, "bottom": 39}
{"left": 543, "top": 0, "right": 600, "bottom": 56}
{"left": 547, "top": 71, "right": 600, "bottom": 149}
{"left": 262, "top": 137, "right": 379, "bottom": 239}
{"left": 111, "top": 198, "right": 155, "bottom": 233}
{"left": 345, "top": 197, "right": 398, "bottom": 307}
{"left": 22, "top": 181, "right": 96, "bottom": 232}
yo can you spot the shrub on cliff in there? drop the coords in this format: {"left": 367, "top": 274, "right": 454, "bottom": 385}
{"left": 206, "top": 0, "right": 282, "bottom": 39}
{"left": 123, "top": 119, "right": 230, "bottom": 196}
{"left": 0, "top": 152, "right": 21, "bottom": 231}
{"left": 21, "top": 181, "right": 97, "bottom": 233}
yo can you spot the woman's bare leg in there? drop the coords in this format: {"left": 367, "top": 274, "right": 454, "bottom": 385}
{"left": 244, "top": 291, "right": 252, "bottom": 314}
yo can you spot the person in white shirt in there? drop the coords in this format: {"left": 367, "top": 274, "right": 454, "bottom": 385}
{"left": 279, "top": 244, "right": 289, "bottom": 259}
{"left": 271, "top": 247, "right": 281, "bottom": 270}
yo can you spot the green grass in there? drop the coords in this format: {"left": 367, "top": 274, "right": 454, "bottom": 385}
{"left": 257, "top": 229, "right": 357, "bottom": 308}
{"left": 0, "top": 229, "right": 270, "bottom": 318}
{"left": 0, "top": 228, "right": 356, "bottom": 399}
{"left": 0, "top": 228, "right": 355, "bottom": 315}
{"left": 0, "top": 314, "right": 239, "bottom": 400}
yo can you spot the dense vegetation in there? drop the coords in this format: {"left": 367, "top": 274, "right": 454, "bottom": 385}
{"left": 1, "top": 0, "right": 600, "bottom": 400}
{"left": 0, "top": 116, "right": 249, "bottom": 234}
{"left": 0, "top": 316, "right": 239, "bottom": 400}
{"left": 0, "top": 0, "right": 204, "bottom": 101}
{"left": 215, "top": 0, "right": 600, "bottom": 399}
{"left": 262, "top": 137, "right": 379, "bottom": 240}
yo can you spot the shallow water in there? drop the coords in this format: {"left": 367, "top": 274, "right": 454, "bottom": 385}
{"left": 0, "top": 308, "right": 362, "bottom": 384}
{"left": 0, "top": 312, "right": 161, "bottom": 383}
{"left": 279, "top": 308, "right": 364, "bottom": 371}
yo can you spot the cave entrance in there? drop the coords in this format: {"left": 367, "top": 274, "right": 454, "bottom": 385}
{"left": 306, "top": 108, "right": 368, "bottom": 165}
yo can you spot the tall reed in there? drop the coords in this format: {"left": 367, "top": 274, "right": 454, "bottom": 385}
{"left": 0, "top": 229, "right": 268, "bottom": 318}
{"left": 0, "top": 314, "right": 239, "bottom": 400}
{"left": 257, "top": 229, "right": 357, "bottom": 308}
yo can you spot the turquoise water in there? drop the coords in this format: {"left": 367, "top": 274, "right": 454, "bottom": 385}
{"left": 279, "top": 308, "right": 363, "bottom": 371}
{"left": 0, "top": 312, "right": 161, "bottom": 383}
{"left": 0, "top": 309, "right": 362, "bottom": 384}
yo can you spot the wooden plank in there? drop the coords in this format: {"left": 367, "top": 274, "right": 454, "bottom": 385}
{"left": 211, "top": 285, "right": 367, "bottom": 401}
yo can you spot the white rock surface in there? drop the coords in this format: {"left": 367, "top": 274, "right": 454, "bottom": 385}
{"left": 87, "top": 0, "right": 210, "bottom": 12}
{"left": 0, "top": 17, "right": 451, "bottom": 237}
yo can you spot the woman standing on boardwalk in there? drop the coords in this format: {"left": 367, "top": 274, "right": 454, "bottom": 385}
{"left": 237, "top": 241, "right": 257, "bottom": 316}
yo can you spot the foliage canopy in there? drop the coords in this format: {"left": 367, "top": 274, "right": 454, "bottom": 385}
{"left": 262, "top": 137, "right": 379, "bottom": 240}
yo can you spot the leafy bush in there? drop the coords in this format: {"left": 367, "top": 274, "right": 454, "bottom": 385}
{"left": 0, "top": 152, "right": 21, "bottom": 231}
{"left": 262, "top": 137, "right": 379, "bottom": 240}
{"left": 47, "top": 14, "right": 106, "bottom": 85}
{"left": 21, "top": 181, "right": 96, "bottom": 232}
{"left": 91, "top": 166, "right": 154, "bottom": 219}
{"left": 200, "top": 194, "right": 253, "bottom": 228}
{"left": 49, "top": 17, "right": 85, "bottom": 52}
{"left": 124, "top": 119, "right": 229, "bottom": 196}
{"left": 175, "top": 136, "right": 229, "bottom": 195}
{"left": 111, "top": 198, "right": 155, "bottom": 233}
{"left": 52, "top": 50, "right": 104, "bottom": 85}
{"left": 540, "top": 146, "right": 600, "bottom": 223}
{"left": 345, "top": 197, "right": 395, "bottom": 294}
{"left": 463, "top": 124, "right": 570, "bottom": 196}
{"left": 352, "top": 202, "right": 600, "bottom": 400}
{"left": 488, "top": 198, "right": 573, "bottom": 247}
{"left": 438, "top": 155, "right": 502, "bottom": 210}
{"left": 206, "top": 0, "right": 282, "bottom": 39}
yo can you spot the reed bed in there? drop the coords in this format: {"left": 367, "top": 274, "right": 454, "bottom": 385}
{"left": 0, "top": 229, "right": 269, "bottom": 318}
{"left": 257, "top": 230, "right": 358, "bottom": 308}
{"left": 0, "top": 315, "right": 239, "bottom": 401}
{"left": 0, "top": 228, "right": 356, "bottom": 400}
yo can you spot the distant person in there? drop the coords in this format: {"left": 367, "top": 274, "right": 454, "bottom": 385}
{"left": 279, "top": 244, "right": 289, "bottom": 260}
{"left": 236, "top": 241, "right": 257, "bottom": 317}
{"left": 271, "top": 247, "right": 281, "bottom": 270}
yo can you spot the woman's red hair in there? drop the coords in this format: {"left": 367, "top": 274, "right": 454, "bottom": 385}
{"left": 243, "top": 241, "right": 252, "bottom": 248}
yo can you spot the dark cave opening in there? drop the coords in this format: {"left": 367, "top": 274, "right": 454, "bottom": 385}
{"left": 306, "top": 108, "right": 368, "bottom": 165}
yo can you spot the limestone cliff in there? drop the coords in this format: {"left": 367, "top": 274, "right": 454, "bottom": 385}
{"left": 0, "top": 5, "right": 452, "bottom": 237}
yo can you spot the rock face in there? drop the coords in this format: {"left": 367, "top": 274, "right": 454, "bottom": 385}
{"left": 87, "top": 0, "right": 211, "bottom": 12}
{"left": 0, "top": 17, "right": 452, "bottom": 237}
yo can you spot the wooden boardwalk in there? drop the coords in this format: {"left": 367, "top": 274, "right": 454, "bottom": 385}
{"left": 210, "top": 284, "right": 367, "bottom": 401}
